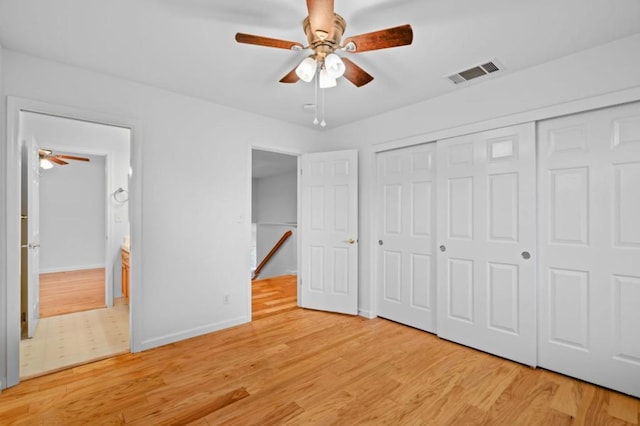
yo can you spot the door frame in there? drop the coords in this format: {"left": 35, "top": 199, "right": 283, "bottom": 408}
{"left": 32, "top": 142, "right": 114, "bottom": 307}
{"left": 247, "top": 144, "right": 302, "bottom": 319}
{"left": 3, "top": 97, "right": 143, "bottom": 388}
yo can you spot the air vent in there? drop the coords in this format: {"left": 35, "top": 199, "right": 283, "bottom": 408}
{"left": 447, "top": 60, "right": 501, "bottom": 84}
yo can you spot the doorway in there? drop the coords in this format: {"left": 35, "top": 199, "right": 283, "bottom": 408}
{"left": 17, "top": 110, "right": 132, "bottom": 379}
{"left": 250, "top": 148, "right": 299, "bottom": 320}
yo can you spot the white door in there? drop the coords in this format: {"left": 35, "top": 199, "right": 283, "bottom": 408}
{"left": 436, "top": 123, "right": 537, "bottom": 366}
{"left": 26, "top": 137, "right": 41, "bottom": 338}
{"left": 538, "top": 102, "right": 640, "bottom": 397}
{"left": 300, "top": 150, "right": 358, "bottom": 315}
{"left": 376, "top": 144, "right": 437, "bottom": 332}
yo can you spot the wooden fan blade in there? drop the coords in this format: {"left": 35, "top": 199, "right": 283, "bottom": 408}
{"left": 39, "top": 149, "right": 52, "bottom": 158}
{"left": 343, "top": 24, "right": 413, "bottom": 52}
{"left": 279, "top": 66, "right": 300, "bottom": 84}
{"left": 306, "top": 0, "right": 334, "bottom": 39}
{"left": 49, "top": 157, "right": 69, "bottom": 166}
{"left": 57, "top": 154, "right": 90, "bottom": 162}
{"left": 341, "top": 58, "right": 374, "bottom": 87}
{"left": 235, "top": 33, "right": 303, "bottom": 50}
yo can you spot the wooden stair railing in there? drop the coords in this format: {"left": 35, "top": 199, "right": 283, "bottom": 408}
{"left": 252, "top": 230, "right": 293, "bottom": 280}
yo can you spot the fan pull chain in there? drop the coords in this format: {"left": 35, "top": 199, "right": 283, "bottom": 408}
{"left": 320, "top": 88, "right": 326, "bottom": 127}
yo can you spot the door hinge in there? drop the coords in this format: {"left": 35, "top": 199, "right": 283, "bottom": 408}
{"left": 300, "top": 169, "right": 303, "bottom": 175}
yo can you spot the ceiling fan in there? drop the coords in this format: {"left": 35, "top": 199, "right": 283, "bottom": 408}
{"left": 39, "top": 149, "right": 90, "bottom": 169}
{"left": 235, "top": 0, "right": 413, "bottom": 88}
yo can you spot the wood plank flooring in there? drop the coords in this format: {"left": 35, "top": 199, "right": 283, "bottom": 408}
{"left": 39, "top": 268, "right": 106, "bottom": 318}
{"left": 252, "top": 274, "right": 297, "bottom": 321}
{"left": 1, "top": 306, "right": 638, "bottom": 424}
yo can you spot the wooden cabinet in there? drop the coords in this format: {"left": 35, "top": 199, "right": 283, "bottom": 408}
{"left": 121, "top": 247, "right": 130, "bottom": 300}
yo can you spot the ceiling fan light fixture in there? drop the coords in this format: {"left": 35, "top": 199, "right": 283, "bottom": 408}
{"left": 40, "top": 158, "right": 54, "bottom": 170}
{"left": 295, "top": 57, "right": 317, "bottom": 82}
{"left": 319, "top": 68, "right": 337, "bottom": 88}
{"left": 324, "top": 53, "right": 345, "bottom": 79}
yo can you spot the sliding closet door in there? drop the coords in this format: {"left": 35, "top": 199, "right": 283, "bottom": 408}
{"left": 436, "top": 123, "right": 536, "bottom": 366}
{"left": 538, "top": 102, "right": 640, "bottom": 397}
{"left": 376, "top": 143, "right": 437, "bottom": 332}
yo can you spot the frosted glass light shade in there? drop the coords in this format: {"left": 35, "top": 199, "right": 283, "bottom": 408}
{"left": 40, "top": 159, "right": 54, "bottom": 169}
{"left": 319, "top": 68, "right": 337, "bottom": 88}
{"left": 295, "top": 57, "right": 317, "bottom": 82}
{"left": 324, "top": 53, "right": 345, "bottom": 78}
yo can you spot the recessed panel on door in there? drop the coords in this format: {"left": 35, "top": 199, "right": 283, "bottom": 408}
{"left": 488, "top": 262, "right": 519, "bottom": 335}
{"left": 384, "top": 251, "right": 402, "bottom": 303}
{"left": 448, "top": 258, "right": 474, "bottom": 323}
{"left": 334, "top": 185, "right": 349, "bottom": 232}
{"left": 488, "top": 173, "right": 518, "bottom": 242}
{"left": 448, "top": 177, "right": 473, "bottom": 240}
{"left": 384, "top": 185, "right": 402, "bottom": 235}
{"left": 548, "top": 268, "right": 589, "bottom": 350}
{"left": 412, "top": 181, "right": 431, "bottom": 236}
{"left": 411, "top": 253, "right": 431, "bottom": 310}
{"left": 612, "top": 274, "right": 640, "bottom": 364}
{"left": 549, "top": 168, "right": 589, "bottom": 246}
{"left": 614, "top": 163, "right": 640, "bottom": 247}
{"left": 333, "top": 248, "right": 348, "bottom": 295}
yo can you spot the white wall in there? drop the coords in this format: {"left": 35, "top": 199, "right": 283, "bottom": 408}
{"left": 21, "top": 112, "right": 130, "bottom": 295}
{"left": 322, "top": 33, "right": 640, "bottom": 316}
{"left": 254, "top": 172, "right": 297, "bottom": 278}
{"left": 39, "top": 154, "right": 106, "bottom": 272}
{"left": 0, "top": 48, "right": 324, "bottom": 375}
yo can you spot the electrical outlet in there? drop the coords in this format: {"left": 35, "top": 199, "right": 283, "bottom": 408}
{"left": 223, "top": 294, "right": 230, "bottom": 305}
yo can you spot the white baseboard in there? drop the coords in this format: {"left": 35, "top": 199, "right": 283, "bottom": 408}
{"left": 138, "top": 315, "right": 250, "bottom": 352}
{"left": 40, "top": 264, "right": 105, "bottom": 274}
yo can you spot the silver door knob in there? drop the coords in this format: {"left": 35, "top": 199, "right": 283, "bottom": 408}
{"left": 378, "top": 240, "right": 383, "bottom": 246}
{"left": 440, "top": 245, "right": 446, "bottom": 252}
{"left": 521, "top": 251, "right": 531, "bottom": 260}
{"left": 28, "top": 243, "right": 40, "bottom": 249}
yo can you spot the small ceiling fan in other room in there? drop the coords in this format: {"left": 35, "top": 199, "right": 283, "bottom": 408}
{"left": 39, "top": 149, "right": 90, "bottom": 169}
{"left": 234, "top": 0, "right": 413, "bottom": 88}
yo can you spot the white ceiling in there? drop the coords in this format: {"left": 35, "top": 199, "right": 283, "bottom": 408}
{"left": 1, "top": 0, "right": 639, "bottom": 130}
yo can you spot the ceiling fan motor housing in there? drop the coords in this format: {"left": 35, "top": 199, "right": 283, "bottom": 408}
{"left": 303, "top": 13, "right": 346, "bottom": 59}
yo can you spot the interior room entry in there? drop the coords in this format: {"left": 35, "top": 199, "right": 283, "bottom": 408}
{"left": 251, "top": 149, "right": 299, "bottom": 318}
{"left": 376, "top": 143, "right": 437, "bottom": 332}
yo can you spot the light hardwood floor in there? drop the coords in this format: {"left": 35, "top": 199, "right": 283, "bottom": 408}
{"left": 39, "top": 268, "right": 106, "bottom": 318}
{"left": 2, "top": 296, "right": 638, "bottom": 424}
{"left": 252, "top": 274, "right": 297, "bottom": 321}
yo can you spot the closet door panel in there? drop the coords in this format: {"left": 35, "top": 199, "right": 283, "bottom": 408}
{"left": 436, "top": 123, "right": 537, "bottom": 366}
{"left": 538, "top": 102, "right": 640, "bottom": 397}
{"left": 376, "top": 143, "right": 437, "bottom": 332}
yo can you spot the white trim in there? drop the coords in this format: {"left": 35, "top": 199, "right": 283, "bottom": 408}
{"left": 139, "top": 316, "right": 248, "bottom": 351}
{"left": 373, "top": 86, "right": 640, "bottom": 153}
{"left": 3, "top": 97, "right": 142, "bottom": 389}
